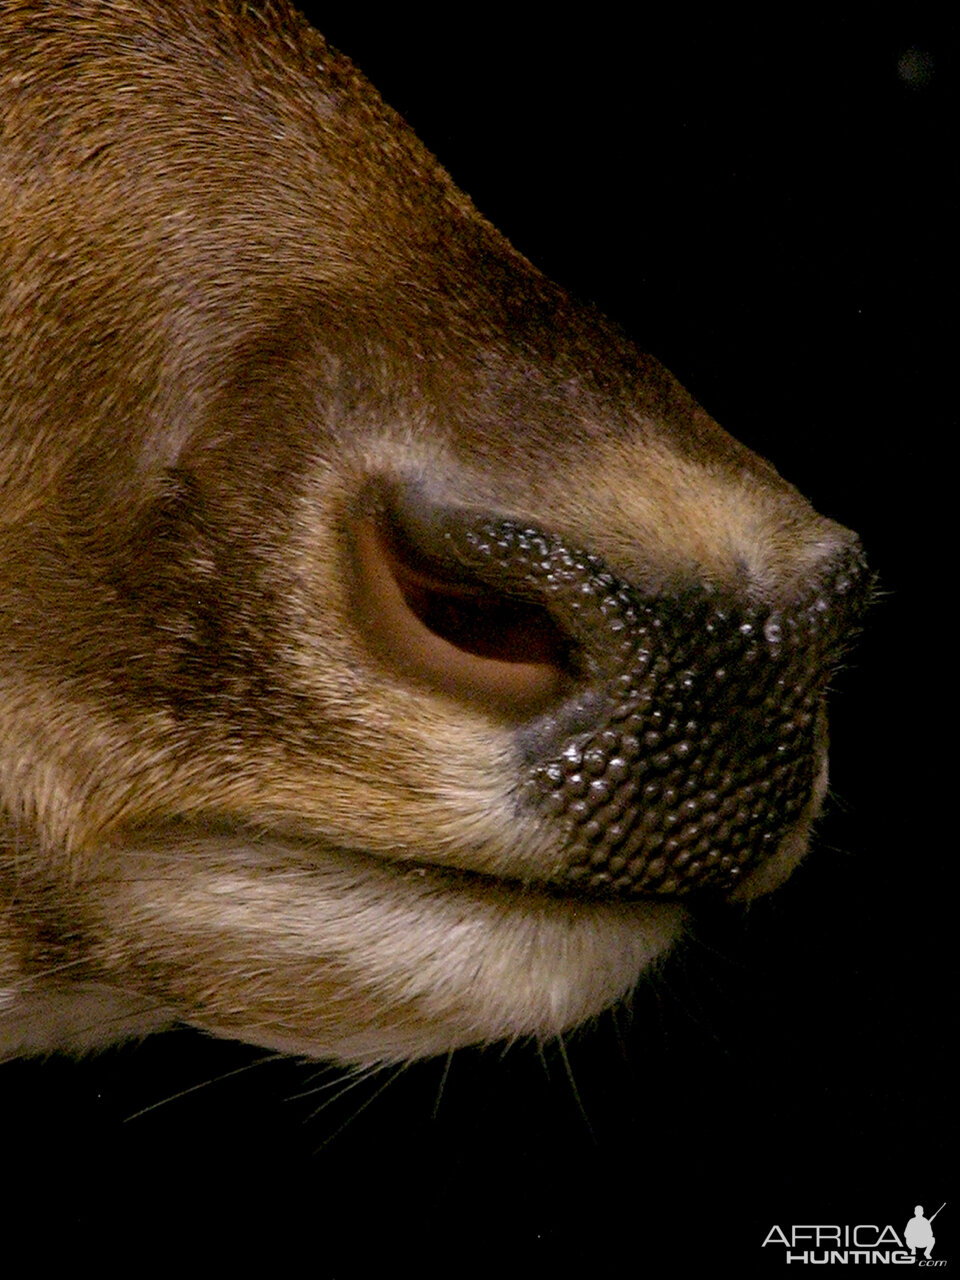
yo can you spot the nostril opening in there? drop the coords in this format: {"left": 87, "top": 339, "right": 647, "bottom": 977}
{"left": 379, "top": 507, "right": 572, "bottom": 668}
{"left": 351, "top": 500, "right": 576, "bottom": 720}
{"left": 389, "top": 559, "right": 568, "bottom": 667}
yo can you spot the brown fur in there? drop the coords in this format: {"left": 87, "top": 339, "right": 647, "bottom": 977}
{"left": 0, "top": 1, "right": 866, "bottom": 1063}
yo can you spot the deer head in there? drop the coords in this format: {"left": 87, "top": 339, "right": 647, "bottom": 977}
{"left": 0, "top": 1, "right": 868, "bottom": 1063}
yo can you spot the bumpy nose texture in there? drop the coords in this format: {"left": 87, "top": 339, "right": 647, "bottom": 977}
{"left": 530, "top": 542, "right": 867, "bottom": 898}
{"left": 381, "top": 487, "right": 870, "bottom": 898}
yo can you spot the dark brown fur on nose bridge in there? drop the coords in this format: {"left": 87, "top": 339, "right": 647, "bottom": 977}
{"left": 382, "top": 488, "right": 871, "bottom": 898}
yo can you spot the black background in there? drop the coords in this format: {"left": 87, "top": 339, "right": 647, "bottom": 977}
{"left": 4, "top": 9, "right": 952, "bottom": 1272}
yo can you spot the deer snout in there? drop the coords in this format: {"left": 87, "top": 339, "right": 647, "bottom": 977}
{"left": 354, "top": 482, "right": 870, "bottom": 900}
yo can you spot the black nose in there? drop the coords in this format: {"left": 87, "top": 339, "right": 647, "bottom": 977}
{"left": 364, "top": 484, "right": 871, "bottom": 898}
{"left": 522, "top": 532, "right": 868, "bottom": 897}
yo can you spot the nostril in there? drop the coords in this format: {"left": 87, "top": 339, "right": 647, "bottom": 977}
{"left": 378, "top": 509, "right": 572, "bottom": 669}
{"left": 351, "top": 497, "right": 575, "bottom": 720}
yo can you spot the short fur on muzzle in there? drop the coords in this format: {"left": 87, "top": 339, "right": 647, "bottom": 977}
{"left": 0, "top": 0, "right": 869, "bottom": 1064}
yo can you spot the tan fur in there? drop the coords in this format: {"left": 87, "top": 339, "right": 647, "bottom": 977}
{"left": 0, "top": 1, "right": 865, "bottom": 1064}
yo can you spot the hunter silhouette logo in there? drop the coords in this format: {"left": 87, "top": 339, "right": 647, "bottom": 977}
{"left": 762, "top": 1203, "right": 948, "bottom": 1266}
{"left": 905, "top": 1204, "right": 946, "bottom": 1261}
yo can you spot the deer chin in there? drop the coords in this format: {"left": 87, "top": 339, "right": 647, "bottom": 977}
{"left": 19, "top": 726, "right": 823, "bottom": 1067}
{"left": 73, "top": 832, "right": 684, "bottom": 1064}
